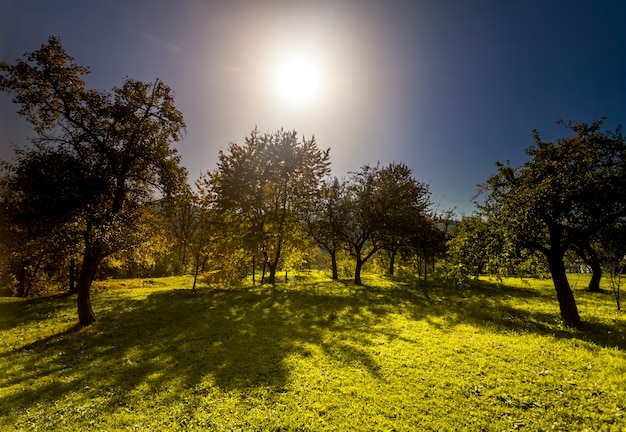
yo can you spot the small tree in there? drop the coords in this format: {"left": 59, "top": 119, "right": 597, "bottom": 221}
{"left": 375, "top": 162, "right": 431, "bottom": 277}
{"left": 304, "top": 177, "right": 345, "bottom": 279}
{"left": 338, "top": 165, "right": 383, "bottom": 285}
{"left": 337, "top": 163, "right": 432, "bottom": 285}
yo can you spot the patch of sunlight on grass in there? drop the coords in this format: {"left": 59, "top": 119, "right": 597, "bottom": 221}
{"left": 0, "top": 273, "right": 624, "bottom": 430}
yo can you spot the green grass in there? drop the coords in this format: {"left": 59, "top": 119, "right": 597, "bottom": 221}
{"left": 0, "top": 273, "right": 625, "bottom": 431}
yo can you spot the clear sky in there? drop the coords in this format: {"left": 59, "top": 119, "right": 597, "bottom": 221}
{"left": 1, "top": 0, "right": 625, "bottom": 215}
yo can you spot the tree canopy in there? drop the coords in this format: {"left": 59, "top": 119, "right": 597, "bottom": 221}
{"left": 0, "top": 36, "right": 187, "bottom": 325}
{"left": 336, "top": 163, "right": 432, "bottom": 285}
{"left": 200, "top": 128, "right": 330, "bottom": 284}
{"left": 3, "top": 38, "right": 625, "bottom": 331}
{"left": 479, "top": 119, "right": 626, "bottom": 326}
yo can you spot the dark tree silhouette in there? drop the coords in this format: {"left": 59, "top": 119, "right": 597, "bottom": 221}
{"left": 338, "top": 163, "right": 432, "bottom": 285}
{"left": 304, "top": 177, "right": 345, "bottom": 280}
{"left": 479, "top": 119, "right": 626, "bottom": 327}
{"left": 0, "top": 36, "right": 187, "bottom": 325}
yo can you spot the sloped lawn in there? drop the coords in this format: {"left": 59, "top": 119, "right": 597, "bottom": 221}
{"left": 0, "top": 274, "right": 624, "bottom": 431}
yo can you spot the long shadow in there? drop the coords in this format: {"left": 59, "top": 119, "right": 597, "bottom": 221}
{"left": 1, "top": 276, "right": 624, "bottom": 414}
{"left": 413, "top": 278, "right": 626, "bottom": 351}
{"left": 0, "top": 283, "right": 391, "bottom": 411}
{"left": 0, "top": 294, "right": 76, "bottom": 330}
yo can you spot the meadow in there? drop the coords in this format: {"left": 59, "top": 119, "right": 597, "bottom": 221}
{"left": 0, "top": 273, "right": 624, "bottom": 431}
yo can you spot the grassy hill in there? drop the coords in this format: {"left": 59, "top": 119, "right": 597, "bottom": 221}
{"left": 1, "top": 273, "right": 624, "bottom": 431}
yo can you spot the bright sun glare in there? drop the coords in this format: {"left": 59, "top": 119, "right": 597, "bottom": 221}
{"left": 273, "top": 55, "right": 323, "bottom": 106}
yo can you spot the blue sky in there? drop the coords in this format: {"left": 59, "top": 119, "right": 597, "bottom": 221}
{"left": 1, "top": 0, "right": 625, "bottom": 215}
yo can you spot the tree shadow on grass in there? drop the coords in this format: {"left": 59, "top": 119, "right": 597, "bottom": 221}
{"left": 0, "top": 283, "right": 391, "bottom": 413}
{"left": 1, "top": 276, "right": 624, "bottom": 416}
{"left": 418, "top": 278, "right": 626, "bottom": 351}
{"left": 0, "top": 294, "right": 76, "bottom": 331}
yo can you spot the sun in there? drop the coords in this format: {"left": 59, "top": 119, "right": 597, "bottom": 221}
{"left": 273, "top": 54, "right": 324, "bottom": 106}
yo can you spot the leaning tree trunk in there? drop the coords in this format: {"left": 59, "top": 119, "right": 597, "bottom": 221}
{"left": 588, "top": 262, "right": 602, "bottom": 293}
{"left": 354, "top": 254, "right": 364, "bottom": 286}
{"left": 581, "top": 247, "right": 602, "bottom": 292}
{"left": 547, "top": 252, "right": 581, "bottom": 327}
{"left": 576, "top": 243, "right": 603, "bottom": 292}
{"left": 76, "top": 249, "right": 101, "bottom": 326}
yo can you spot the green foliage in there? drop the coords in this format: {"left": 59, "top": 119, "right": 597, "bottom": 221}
{"left": 1, "top": 274, "right": 624, "bottom": 430}
{"left": 0, "top": 36, "right": 187, "bottom": 324}
{"left": 337, "top": 163, "right": 436, "bottom": 285}
{"left": 479, "top": 118, "right": 626, "bottom": 327}
{"left": 200, "top": 128, "right": 331, "bottom": 285}
{"left": 447, "top": 216, "right": 497, "bottom": 277}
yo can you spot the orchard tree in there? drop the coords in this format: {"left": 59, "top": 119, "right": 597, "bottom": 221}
{"left": 375, "top": 162, "right": 431, "bottom": 276}
{"left": 160, "top": 187, "right": 200, "bottom": 275}
{"left": 573, "top": 216, "right": 626, "bottom": 294}
{"left": 603, "top": 218, "right": 626, "bottom": 310}
{"left": 572, "top": 239, "right": 603, "bottom": 293}
{"left": 409, "top": 214, "right": 446, "bottom": 281}
{"left": 446, "top": 215, "right": 501, "bottom": 277}
{"left": 0, "top": 36, "right": 187, "bottom": 325}
{"left": 338, "top": 163, "right": 431, "bottom": 285}
{"left": 338, "top": 165, "right": 383, "bottom": 285}
{"left": 304, "top": 177, "right": 345, "bottom": 279}
{"left": 479, "top": 119, "right": 626, "bottom": 327}
{"left": 202, "top": 128, "right": 330, "bottom": 284}
{"left": 0, "top": 146, "right": 86, "bottom": 295}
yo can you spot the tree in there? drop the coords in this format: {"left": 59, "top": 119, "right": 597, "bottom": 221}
{"left": 603, "top": 218, "right": 626, "bottom": 310}
{"left": 160, "top": 187, "right": 200, "bottom": 275}
{"left": 0, "top": 36, "right": 187, "bottom": 325}
{"left": 202, "top": 128, "right": 330, "bottom": 284}
{"left": 336, "top": 163, "right": 431, "bottom": 285}
{"left": 575, "top": 217, "right": 626, "bottom": 298}
{"left": 375, "top": 162, "right": 431, "bottom": 276}
{"left": 304, "top": 177, "right": 345, "bottom": 279}
{"left": 479, "top": 119, "right": 626, "bottom": 327}
{"left": 338, "top": 165, "right": 383, "bottom": 285}
{"left": 0, "top": 145, "right": 88, "bottom": 295}
{"left": 403, "top": 214, "right": 445, "bottom": 299}
{"left": 572, "top": 238, "right": 604, "bottom": 292}
{"left": 446, "top": 215, "right": 496, "bottom": 277}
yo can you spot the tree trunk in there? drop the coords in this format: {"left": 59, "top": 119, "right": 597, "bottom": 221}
{"left": 415, "top": 257, "right": 423, "bottom": 280}
{"left": 267, "top": 233, "right": 283, "bottom": 285}
{"left": 587, "top": 259, "right": 602, "bottom": 292}
{"left": 76, "top": 250, "right": 100, "bottom": 326}
{"left": 69, "top": 258, "right": 77, "bottom": 294}
{"left": 354, "top": 255, "right": 363, "bottom": 286}
{"left": 192, "top": 253, "right": 205, "bottom": 292}
{"left": 547, "top": 252, "right": 581, "bottom": 327}
{"left": 388, "top": 250, "right": 396, "bottom": 276}
{"left": 330, "top": 251, "right": 338, "bottom": 280}
{"left": 266, "top": 261, "right": 277, "bottom": 284}
{"left": 252, "top": 255, "right": 256, "bottom": 286}
{"left": 576, "top": 242, "right": 602, "bottom": 292}
{"left": 261, "top": 256, "right": 267, "bottom": 285}
{"left": 17, "top": 262, "right": 26, "bottom": 297}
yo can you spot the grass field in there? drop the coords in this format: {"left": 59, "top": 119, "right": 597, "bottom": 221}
{"left": 0, "top": 273, "right": 624, "bottom": 431}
